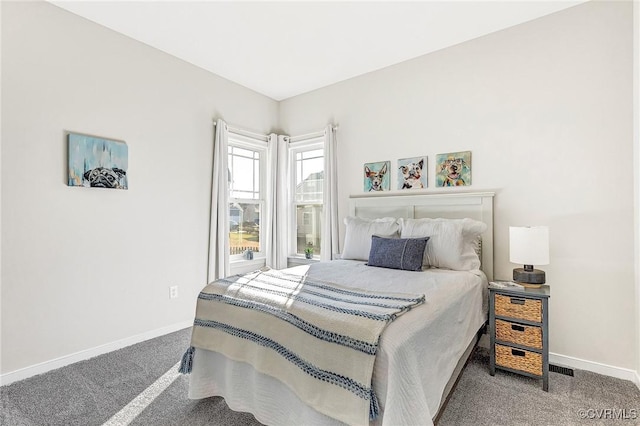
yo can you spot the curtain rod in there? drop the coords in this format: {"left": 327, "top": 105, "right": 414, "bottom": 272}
{"left": 289, "top": 125, "right": 339, "bottom": 143}
{"left": 228, "top": 126, "right": 269, "bottom": 142}
{"left": 212, "top": 120, "right": 338, "bottom": 142}
{"left": 212, "top": 120, "right": 269, "bottom": 142}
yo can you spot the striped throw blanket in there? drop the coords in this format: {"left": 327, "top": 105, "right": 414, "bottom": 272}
{"left": 180, "top": 268, "right": 425, "bottom": 426}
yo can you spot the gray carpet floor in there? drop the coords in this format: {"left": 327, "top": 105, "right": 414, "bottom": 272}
{"left": 1, "top": 327, "right": 638, "bottom": 426}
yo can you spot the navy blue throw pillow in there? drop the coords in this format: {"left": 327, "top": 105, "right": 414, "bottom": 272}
{"left": 367, "top": 235, "right": 430, "bottom": 271}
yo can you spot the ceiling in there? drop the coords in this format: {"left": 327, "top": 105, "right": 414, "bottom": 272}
{"left": 51, "top": 1, "right": 586, "bottom": 101}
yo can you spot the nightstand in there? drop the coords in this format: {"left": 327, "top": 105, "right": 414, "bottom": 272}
{"left": 489, "top": 284, "right": 550, "bottom": 391}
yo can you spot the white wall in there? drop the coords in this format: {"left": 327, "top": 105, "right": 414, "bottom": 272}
{"left": 634, "top": 0, "right": 640, "bottom": 385}
{"left": 2, "top": 0, "right": 637, "bottom": 384}
{"left": 1, "top": 1, "right": 278, "bottom": 376}
{"left": 281, "top": 1, "right": 636, "bottom": 371}
{"left": 0, "top": 0, "right": 4, "bottom": 382}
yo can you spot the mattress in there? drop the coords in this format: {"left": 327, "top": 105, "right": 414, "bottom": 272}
{"left": 188, "top": 260, "right": 488, "bottom": 426}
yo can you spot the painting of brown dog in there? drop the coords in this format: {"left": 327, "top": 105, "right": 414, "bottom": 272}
{"left": 436, "top": 151, "right": 471, "bottom": 187}
{"left": 364, "top": 161, "right": 390, "bottom": 191}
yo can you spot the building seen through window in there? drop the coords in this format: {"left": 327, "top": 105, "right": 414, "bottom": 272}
{"left": 228, "top": 144, "right": 263, "bottom": 256}
{"left": 294, "top": 148, "right": 323, "bottom": 257}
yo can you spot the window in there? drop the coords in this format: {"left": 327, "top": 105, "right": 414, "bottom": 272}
{"left": 228, "top": 135, "right": 267, "bottom": 259}
{"left": 290, "top": 138, "right": 324, "bottom": 257}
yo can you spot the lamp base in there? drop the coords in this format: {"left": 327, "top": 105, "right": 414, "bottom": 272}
{"left": 513, "top": 268, "right": 546, "bottom": 285}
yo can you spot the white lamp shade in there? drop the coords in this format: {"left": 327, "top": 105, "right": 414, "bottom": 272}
{"left": 509, "top": 226, "right": 549, "bottom": 266}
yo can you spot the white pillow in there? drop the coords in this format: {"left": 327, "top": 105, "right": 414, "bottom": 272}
{"left": 341, "top": 216, "right": 399, "bottom": 261}
{"left": 399, "top": 217, "right": 487, "bottom": 271}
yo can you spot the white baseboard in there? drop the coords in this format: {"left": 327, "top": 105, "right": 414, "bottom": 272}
{"left": 3, "top": 326, "right": 638, "bottom": 391}
{"left": 550, "top": 352, "right": 639, "bottom": 385}
{"left": 0, "top": 321, "right": 192, "bottom": 387}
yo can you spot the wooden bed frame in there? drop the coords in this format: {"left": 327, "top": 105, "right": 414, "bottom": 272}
{"left": 349, "top": 191, "right": 495, "bottom": 422}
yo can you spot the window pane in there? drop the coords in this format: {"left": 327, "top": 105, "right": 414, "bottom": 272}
{"left": 302, "top": 149, "right": 323, "bottom": 160}
{"left": 229, "top": 202, "right": 261, "bottom": 255}
{"left": 254, "top": 160, "right": 260, "bottom": 197}
{"left": 230, "top": 146, "right": 257, "bottom": 159}
{"left": 296, "top": 157, "right": 303, "bottom": 191}
{"left": 295, "top": 149, "right": 323, "bottom": 203}
{"left": 296, "top": 204, "right": 322, "bottom": 256}
{"left": 229, "top": 147, "right": 260, "bottom": 200}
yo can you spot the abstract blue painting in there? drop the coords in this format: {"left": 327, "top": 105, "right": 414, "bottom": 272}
{"left": 68, "top": 133, "right": 128, "bottom": 189}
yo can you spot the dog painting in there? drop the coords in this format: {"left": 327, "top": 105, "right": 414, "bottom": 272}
{"left": 83, "top": 167, "right": 127, "bottom": 189}
{"left": 436, "top": 151, "right": 471, "bottom": 187}
{"left": 68, "top": 133, "right": 128, "bottom": 189}
{"left": 364, "top": 161, "right": 390, "bottom": 192}
{"left": 398, "top": 157, "right": 427, "bottom": 190}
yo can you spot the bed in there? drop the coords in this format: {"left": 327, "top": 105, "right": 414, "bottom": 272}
{"left": 185, "top": 192, "right": 494, "bottom": 426}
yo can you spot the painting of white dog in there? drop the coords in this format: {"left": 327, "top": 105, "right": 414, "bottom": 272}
{"left": 436, "top": 151, "right": 471, "bottom": 187}
{"left": 364, "top": 161, "right": 390, "bottom": 192}
{"left": 398, "top": 157, "right": 427, "bottom": 190}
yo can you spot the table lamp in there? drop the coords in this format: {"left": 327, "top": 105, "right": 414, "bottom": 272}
{"left": 509, "top": 226, "right": 549, "bottom": 287}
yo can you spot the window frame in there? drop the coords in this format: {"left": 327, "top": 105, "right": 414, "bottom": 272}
{"left": 228, "top": 132, "right": 268, "bottom": 262}
{"left": 288, "top": 137, "right": 324, "bottom": 258}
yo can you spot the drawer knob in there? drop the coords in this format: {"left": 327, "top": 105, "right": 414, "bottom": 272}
{"left": 510, "top": 297, "right": 525, "bottom": 305}
{"left": 511, "top": 324, "right": 525, "bottom": 332}
{"left": 511, "top": 349, "right": 526, "bottom": 357}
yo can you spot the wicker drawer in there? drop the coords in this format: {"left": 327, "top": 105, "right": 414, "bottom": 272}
{"left": 494, "top": 294, "right": 542, "bottom": 322}
{"left": 495, "top": 344, "right": 542, "bottom": 376}
{"left": 496, "top": 319, "right": 542, "bottom": 349}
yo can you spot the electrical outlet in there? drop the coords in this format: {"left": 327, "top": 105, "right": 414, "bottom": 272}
{"left": 169, "top": 286, "right": 179, "bottom": 299}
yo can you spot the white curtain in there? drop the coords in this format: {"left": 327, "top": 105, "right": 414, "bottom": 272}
{"left": 322, "top": 125, "right": 339, "bottom": 261}
{"left": 207, "top": 119, "right": 230, "bottom": 282}
{"left": 265, "top": 134, "right": 289, "bottom": 270}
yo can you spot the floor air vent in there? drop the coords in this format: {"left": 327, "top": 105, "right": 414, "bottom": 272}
{"left": 549, "top": 364, "right": 574, "bottom": 376}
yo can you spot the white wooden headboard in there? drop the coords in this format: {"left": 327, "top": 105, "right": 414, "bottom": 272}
{"left": 348, "top": 192, "right": 495, "bottom": 280}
